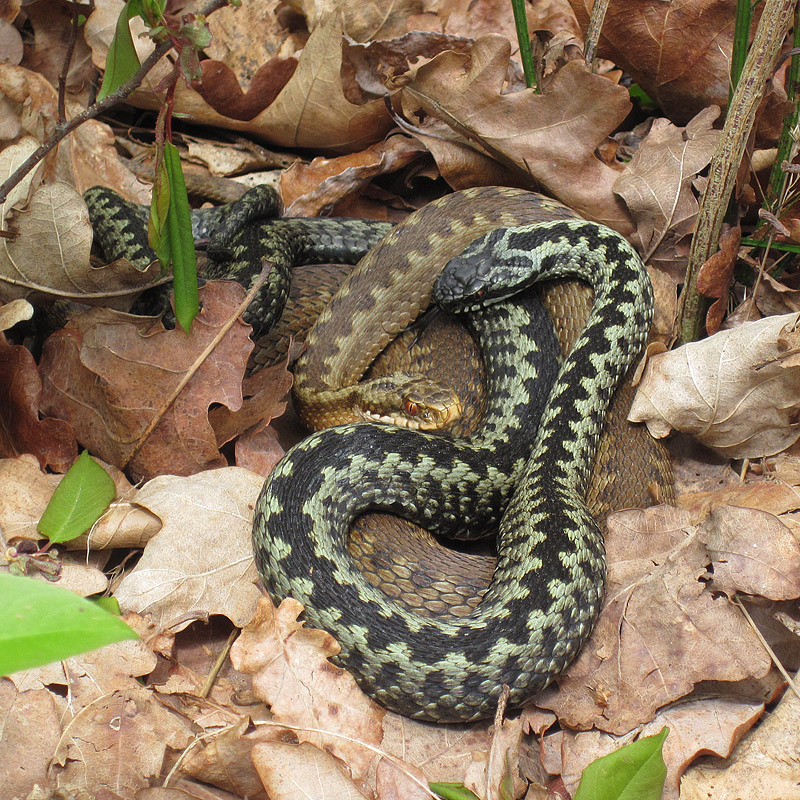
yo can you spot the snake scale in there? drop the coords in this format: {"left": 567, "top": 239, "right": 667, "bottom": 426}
{"left": 86, "top": 184, "right": 667, "bottom": 722}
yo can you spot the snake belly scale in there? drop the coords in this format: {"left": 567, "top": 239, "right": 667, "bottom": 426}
{"left": 253, "top": 217, "right": 653, "bottom": 721}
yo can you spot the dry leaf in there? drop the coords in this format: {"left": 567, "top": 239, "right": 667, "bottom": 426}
{"left": 680, "top": 670, "right": 800, "bottom": 800}
{"left": 39, "top": 282, "right": 253, "bottom": 481}
{"left": 281, "top": 135, "right": 426, "bottom": 216}
{"left": 568, "top": 0, "right": 735, "bottom": 122}
{"left": 292, "top": 0, "right": 423, "bottom": 41}
{"left": 614, "top": 107, "right": 721, "bottom": 271}
{"left": 23, "top": 0, "right": 94, "bottom": 102}
{"left": 8, "top": 639, "right": 157, "bottom": 705}
{"left": 49, "top": 684, "right": 193, "bottom": 796}
{"left": 377, "top": 718, "right": 483, "bottom": 799}
{"left": 0, "top": 680, "right": 62, "bottom": 800}
{"left": 231, "top": 597, "right": 385, "bottom": 780}
{"left": 400, "top": 36, "right": 634, "bottom": 231}
{"left": 697, "top": 224, "right": 742, "bottom": 334}
{"left": 0, "top": 453, "right": 62, "bottom": 543}
{"left": 234, "top": 427, "right": 286, "bottom": 476}
{"left": 678, "top": 477, "right": 800, "bottom": 522}
{"left": 0, "top": 336, "right": 77, "bottom": 471}
{"left": 542, "top": 695, "right": 765, "bottom": 799}
{"left": 535, "top": 505, "right": 772, "bottom": 734}
{"left": 252, "top": 741, "right": 371, "bottom": 799}
{"left": 209, "top": 359, "right": 293, "bottom": 448}
{"left": 114, "top": 468, "right": 264, "bottom": 632}
{"left": 630, "top": 312, "right": 800, "bottom": 458}
{"left": 0, "top": 299, "right": 32, "bottom": 331}
{"left": 180, "top": 717, "right": 271, "bottom": 799}
{"left": 462, "top": 714, "right": 525, "bottom": 800}
{"left": 86, "top": 10, "right": 393, "bottom": 152}
{"left": 204, "top": 0, "right": 305, "bottom": 88}
{"left": 703, "top": 505, "right": 800, "bottom": 600}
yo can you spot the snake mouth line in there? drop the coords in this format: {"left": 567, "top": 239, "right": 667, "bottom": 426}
{"left": 360, "top": 410, "right": 444, "bottom": 430}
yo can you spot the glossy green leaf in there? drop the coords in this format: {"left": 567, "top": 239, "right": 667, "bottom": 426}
{"left": 574, "top": 728, "right": 668, "bottom": 800}
{"left": 38, "top": 451, "right": 115, "bottom": 544}
{"left": 430, "top": 783, "right": 481, "bottom": 800}
{"left": 96, "top": 0, "right": 142, "bottom": 101}
{"left": 0, "top": 574, "right": 138, "bottom": 675}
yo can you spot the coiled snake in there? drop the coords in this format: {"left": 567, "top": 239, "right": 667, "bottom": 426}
{"left": 86, "top": 185, "right": 665, "bottom": 722}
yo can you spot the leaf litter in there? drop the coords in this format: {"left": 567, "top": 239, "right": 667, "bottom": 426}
{"left": 2, "top": 0, "right": 800, "bottom": 797}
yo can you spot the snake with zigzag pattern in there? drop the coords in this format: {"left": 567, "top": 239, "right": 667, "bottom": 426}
{"left": 252, "top": 213, "right": 653, "bottom": 721}
{"left": 86, "top": 184, "right": 656, "bottom": 721}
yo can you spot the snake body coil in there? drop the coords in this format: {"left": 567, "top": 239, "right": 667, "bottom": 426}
{"left": 83, "top": 185, "right": 392, "bottom": 337}
{"left": 254, "top": 217, "right": 653, "bottom": 721}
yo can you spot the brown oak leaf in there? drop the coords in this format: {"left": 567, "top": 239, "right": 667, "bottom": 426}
{"left": 39, "top": 282, "right": 253, "bottom": 482}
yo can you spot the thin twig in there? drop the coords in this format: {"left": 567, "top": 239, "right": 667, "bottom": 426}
{"left": 0, "top": 0, "right": 230, "bottom": 207}
{"left": 200, "top": 627, "right": 239, "bottom": 698}
{"left": 584, "top": 0, "right": 611, "bottom": 66}
{"left": 57, "top": 1, "right": 82, "bottom": 124}
{"left": 734, "top": 596, "right": 800, "bottom": 700}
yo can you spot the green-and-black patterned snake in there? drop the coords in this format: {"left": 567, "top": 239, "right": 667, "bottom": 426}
{"left": 85, "top": 184, "right": 661, "bottom": 722}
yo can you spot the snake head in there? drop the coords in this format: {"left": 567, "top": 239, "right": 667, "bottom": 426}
{"left": 356, "top": 374, "right": 463, "bottom": 430}
{"left": 434, "top": 225, "right": 550, "bottom": 312}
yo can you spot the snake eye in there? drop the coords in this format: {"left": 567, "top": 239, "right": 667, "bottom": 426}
{"left": 404, "top": 400, "right": 419, "bottom": 417}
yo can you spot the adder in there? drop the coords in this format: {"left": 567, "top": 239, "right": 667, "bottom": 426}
{"left": 86, "top": 184, "right": 671, "bottom": 721}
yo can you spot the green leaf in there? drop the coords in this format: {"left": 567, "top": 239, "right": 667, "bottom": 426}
{"left": 93, "top": 595, "right": 123, "bottom": 615}
{"left": 0, "top": 574, "right": 138, "bottom": 675}
{"left": 429, "top": 783, "right": 482, "bottom": 800}
{"left": 741, "top": 236, "right": 800, "bottom": 254}
{"left": 38, "top": 451, "right": 116, "bottom": 544}
{"left": 574, "top": 728, "right": 669, "bottom": 800}
{"left": 149, "top": 157, "right": 172, "bottom": 267}
{"left": 96, "top": 0, "right": 142, "bottom": 102}
{"left": 163, "top": 142, "right": 199, "bottom": 332}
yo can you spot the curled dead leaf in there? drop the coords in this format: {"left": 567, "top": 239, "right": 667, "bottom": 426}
{"left": 630, "top": 312, "right": 800, "bottom": 458}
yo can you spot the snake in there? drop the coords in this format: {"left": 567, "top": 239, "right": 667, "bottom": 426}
{"left": 252, "top": 206, "right": 654, "bottom": 721}
{"left": 85, "top": 184, "right": 666, "bottom": 721}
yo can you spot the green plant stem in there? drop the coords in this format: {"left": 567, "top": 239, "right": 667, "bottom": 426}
{"left": 741, "top": 235, "right": 800, "bottom": 253}
{"left": 676, "top": 0, "right": 795, "bottom": 345}
{"left": 730, "top": 0, "right": 753, "bottom": 103}
{"left": 510, "top": 0, "right": 538, "bottom": 90}
{"left": 766, "top": 14, "right": 800, "bottom": 207}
